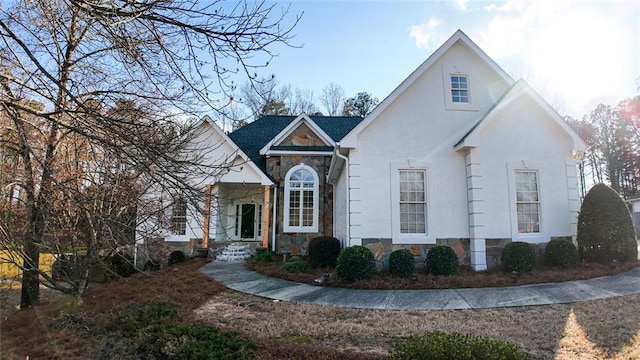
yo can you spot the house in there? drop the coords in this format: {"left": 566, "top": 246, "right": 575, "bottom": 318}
{"left": 137, "top": 30, "right": 587, "bottom": 270}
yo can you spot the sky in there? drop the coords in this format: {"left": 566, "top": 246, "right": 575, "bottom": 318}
{"left": 241, "top": 0, "right": 640, "bottom": 119}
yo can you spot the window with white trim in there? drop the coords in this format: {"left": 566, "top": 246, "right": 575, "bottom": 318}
{"left": 399, "top": 170, "right": 427, "bottom": 234}
{"left": 171, "top": 197, "right": 187, "bottom": 235}
{"left": 284, "top": 164, "right": 318, "bottom": 232}
{"left": 515, "top": 171, "right": 540, "bottom": 233}
{"left": 450, "top": 75, "right": 469, "bottom": 103}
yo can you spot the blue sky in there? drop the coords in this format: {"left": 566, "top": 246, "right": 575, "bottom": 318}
{"left": 241, "top": 0, "right": 640, "bottom": 118}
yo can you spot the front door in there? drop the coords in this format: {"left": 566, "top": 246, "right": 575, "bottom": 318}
{"left": 235, "top": 203, "right": 262, "bottom": 241}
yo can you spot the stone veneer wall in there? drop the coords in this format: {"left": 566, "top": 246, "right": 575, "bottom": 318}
{"left": 361, "top": 237, "right": 569, "bottom": 271}
{"left": 266, "top": 154, "right": 334, "bottom": 255}
{"left": 361, "top": 238, "right": 471, "bottom": 271}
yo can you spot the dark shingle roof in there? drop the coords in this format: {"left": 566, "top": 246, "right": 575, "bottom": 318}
{"left": 228, "top": 115, "right": 363, "bottom": 174}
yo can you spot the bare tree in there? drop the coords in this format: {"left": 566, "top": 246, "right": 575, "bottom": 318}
{"left": 285, "top": 86, "right": 318, "bottom": 115}
{"left": 240, "top": 75, "right": 281, "bottom": 119}
{"left": 320, "top": 82, "right": 345, "bottom": 116}
{"left": 0, "top": 0, "right": 299, "bottom": 308}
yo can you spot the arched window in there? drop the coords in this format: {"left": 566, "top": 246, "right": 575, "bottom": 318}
{"left": 284, "top": 164, "right": 319, "bottom": 233}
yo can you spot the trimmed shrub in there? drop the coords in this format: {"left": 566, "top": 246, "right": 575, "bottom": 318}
{"left": 140, "top": 323, "right": 255, "bottom": 360}
{"left": 389, "top": 331, "right": 531, "bottom": 360}
{"left": 108, "top": 252, "right": 137, "bottom": 278}
{"left": 143, "top": 259, "right": 161, "bottom": 271}
{"left": 168, "top": 250, "right": 186, "bottom": 265}
{"left": 252, "top": 251, "right": 275, "bottom": 263}
{"left": 544, "top": 239, "right": 579, "bottom": 268}
{"left": 577, "top": 183, "right": 638, "bottom": 263}
{"left": 308, "top": 236, "right": 341, "bottom": 268}
{"left": 282, "top": 260, "right": 309, "bottom": 273}
{"left": 502, "top": 242, "right": 537, "bottom": 273}
{"left": 105, "top": 300, "right": 179, "bottom": 336}
{"left": 389, "top": 249, "right": 416, "bottom": 277}
{"left": 335, "top": 246, "right": 377, "bottom": 282}
{"left": 426, "top": 246, "right": 458, "bottom": 276}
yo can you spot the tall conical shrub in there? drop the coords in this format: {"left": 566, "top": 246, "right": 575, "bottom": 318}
{"left": 577, "top": 184, "right": 638, "bottom": 263}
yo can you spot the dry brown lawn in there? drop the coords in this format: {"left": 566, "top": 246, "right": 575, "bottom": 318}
{"left": 1, "top": 258, "right": 639, "bottom": 359}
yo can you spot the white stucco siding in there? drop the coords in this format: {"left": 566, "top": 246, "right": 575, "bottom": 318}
{"left": 190, "top": 123, "right": 265, "bottom": 185}
{"left": 347, "top": 43, "right": 515, "bottom": 243}
{"left": 473, "top": 95, "right": 578, "bottom": 242}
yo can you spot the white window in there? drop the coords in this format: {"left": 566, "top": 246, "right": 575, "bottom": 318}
{"left": 451, "top": 75, "right": 469, "bottom": 103}
{"left": 171, "top": 197, "right": 187, "bottom": 235}
{"left": 284, "top": 164, "right": 319, "bottom": 233}
{"left": 399, "top": 170, "right": 427, "bottom": 234}
{"left": 515, "top": 171, "right": 540, "bottom": 233}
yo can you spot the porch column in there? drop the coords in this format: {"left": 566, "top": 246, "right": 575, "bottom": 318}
{"left": 465, "top": 150, "right": 487, "bottom": 271}
{"left": 202, "top": 184, "right": 212, "bottom": 248}
{"left": 262, "top": 185, "right": 270, "bottom": 248}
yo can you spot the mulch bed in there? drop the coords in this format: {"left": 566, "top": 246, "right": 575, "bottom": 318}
{"left": 246, "top": 257, "right": 640, "bottom": 290}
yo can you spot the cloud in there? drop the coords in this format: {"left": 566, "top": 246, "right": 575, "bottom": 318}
{"left": 452, "top": 0, "right": 468, "bottom": 11}
{"left": 479, "top": 0, "right": 571, "bottom": 59}
{"left": 410, "top": 17, "right": 443, "bottom": 50}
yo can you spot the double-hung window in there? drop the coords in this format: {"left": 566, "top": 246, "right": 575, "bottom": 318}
{"left": 399, "top": 170, "right": 427, "bottom": 234}
{"left": 284, "top": 164, "right": 318, "bottom": 233}
{"left": 171, "top": 197, "right": 187, "bottom": 235}
{"left": 450, "top": 75, "right": 469, "bottom": 103}
{"left": 515, "top": 171, "right": 540, "bottom": 233}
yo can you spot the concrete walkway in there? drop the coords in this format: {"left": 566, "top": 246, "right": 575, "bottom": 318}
{"left": 200, "top": 261, "right": 640, "bottom": 310}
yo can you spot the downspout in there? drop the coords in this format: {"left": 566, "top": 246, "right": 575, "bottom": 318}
{"left": 271, "top": 185, "right": 278, "bottom": 252}
{"left": 334, "top": 144, "right": 350, "bottom": 248}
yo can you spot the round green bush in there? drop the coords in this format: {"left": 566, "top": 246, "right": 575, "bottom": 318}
{"left": 544, "top": 239, "right": 579, "bottom": 268}
{"left": 252, "top": 251, "right": 274, "bottom": 263}
{"left": 308, "top": 236, "right": 341, "bottom": 268}
{"left": 502, "top": 242, "right": 537, "bottom": 273}
{"left": 168, "top": 250, "right": 186, "bottom": 265}
{"left": 109, "top": 252, "right": 137, "bottom": 278}
{"left": 577, "top": 183, "right": 638, "bottom": 263}
{"left": 426, "top": 246, "right": 458, "bottom": 276}
{"left": 389, "top": 331, "right": 531, "bottom": 360}
{"left": 282, "top": 260, "right": 309, "bottom": 273}
{"left": 389, "top": 249, "right": 416, "bottom": 277}
{"left": 335, "top": 245, "right": 377, "bottom": 282}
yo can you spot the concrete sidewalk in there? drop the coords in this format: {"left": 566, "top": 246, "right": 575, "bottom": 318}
{"left": 200, "top": 261, "right": 640, "bottom": 310}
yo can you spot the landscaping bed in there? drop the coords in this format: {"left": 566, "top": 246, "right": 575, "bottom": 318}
{"left": 246, "top": 255, "right": 640, "bottom": 290}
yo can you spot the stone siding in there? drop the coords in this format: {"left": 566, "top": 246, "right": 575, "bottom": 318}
{"left": 267, "top": 154, "right": 334, "bottom": 254}
{"left": 361, "top": 238, "right": 471, "bottom": 270}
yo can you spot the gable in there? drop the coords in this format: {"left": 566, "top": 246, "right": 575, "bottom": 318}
{"left": 192, "top": 116, "right": 273, "bottom": 185}
{"left": 279, "top": 122, "right": 329, "bottom": 147}
{"left": 454, "top": 80, "right": 587, "bottom": 152}
{"left": 228, "top": 115, "right": 363, "bottom": 171}
{"left": 341, "top": 30, "right": 515, "bottom": 148}
{"left": 260, "top": 114, "right": 336, "bottom": 155}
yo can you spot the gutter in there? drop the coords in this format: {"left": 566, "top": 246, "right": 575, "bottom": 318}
{"left": 330, "top": 143, "right": 350, "bottom": 247}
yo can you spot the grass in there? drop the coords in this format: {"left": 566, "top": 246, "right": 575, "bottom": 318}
{"left": 1, "top": 257, "right": 639, "bottom": 359}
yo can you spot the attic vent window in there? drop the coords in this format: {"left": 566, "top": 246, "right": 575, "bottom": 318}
{"left": 450, "top": 75, "right": 469, "bottom": 103}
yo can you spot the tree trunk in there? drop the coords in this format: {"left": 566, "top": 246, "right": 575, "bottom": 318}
{"left": 20, "top": 238, "right": 40, "bottom": 308}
